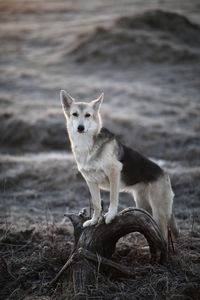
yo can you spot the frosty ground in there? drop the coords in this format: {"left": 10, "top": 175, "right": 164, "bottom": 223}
{"left": 0, "top": 1, "right": 200, "bottom": 299}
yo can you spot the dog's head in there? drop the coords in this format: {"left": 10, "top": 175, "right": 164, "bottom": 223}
{"left": 60, "top": 90, "right": 103, "bottom": 136}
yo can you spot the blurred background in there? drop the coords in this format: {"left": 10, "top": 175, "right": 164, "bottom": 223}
{"left": 0, "top": 1, "right": 200, "bottom": 299}
{"left": 0, "top": 0, "right": 200, "bottom": 229}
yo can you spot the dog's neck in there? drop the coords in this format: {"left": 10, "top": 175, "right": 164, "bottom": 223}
{"left": 68, "top": 130, "right": 96, "bottom": 161}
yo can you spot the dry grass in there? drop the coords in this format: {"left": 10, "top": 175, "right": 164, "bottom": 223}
{"left": 0, "top": 220, "right": 200, "bottom": 300}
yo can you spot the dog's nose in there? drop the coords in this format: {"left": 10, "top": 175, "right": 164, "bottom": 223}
{"left": 77, "top": 125, "right": 85, "bottom": 133}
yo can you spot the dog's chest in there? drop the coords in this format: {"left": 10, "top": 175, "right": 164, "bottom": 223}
{"left": 74, "top": 150, "right": 108, "bottom": 184}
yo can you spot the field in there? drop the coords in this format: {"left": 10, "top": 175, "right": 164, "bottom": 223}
{"left": 0, "top": 1, "right": 200, "bottom": 299}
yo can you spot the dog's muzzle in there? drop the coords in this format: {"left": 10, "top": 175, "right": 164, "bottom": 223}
{"left": 77, "top": 125, "right": 85, "bottom": 133}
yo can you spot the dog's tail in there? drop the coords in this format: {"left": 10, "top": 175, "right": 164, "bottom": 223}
{"left": 168, "top": 213, "right": 179, "bottom": 239}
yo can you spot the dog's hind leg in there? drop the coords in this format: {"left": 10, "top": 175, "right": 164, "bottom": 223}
{"left": 83, "top": 181, "right": 102, "bottom": 227}
{"left": 132, "top": 184, "right": 152, "bottom": 215}
{"left": 149, "top": 174, "right": 175, "bottom": 243}
{"left": 169, "top": 213, "right": 179, "bottom": 239}
{"left": 152, "top": 206, "right": 168, "bottom": 242}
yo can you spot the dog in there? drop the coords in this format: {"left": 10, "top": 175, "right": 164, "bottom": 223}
{"left": 60, "top": 90, "right": 179, "bottom": 242}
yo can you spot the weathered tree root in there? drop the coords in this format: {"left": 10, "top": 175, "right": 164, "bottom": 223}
{"left": 76, "top": 207, "right": 167, "bottom": 263}
{"left": 49, "top": 207, "right": 167, "bottom": 297}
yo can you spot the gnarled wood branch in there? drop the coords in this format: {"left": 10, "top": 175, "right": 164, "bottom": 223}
{"left": 49, "top": 207, "right": 167, "bottom": 298}
{"left": 66, "top": 207, "right": 167, "bottom": 263}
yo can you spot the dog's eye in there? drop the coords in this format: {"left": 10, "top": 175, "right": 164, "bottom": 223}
{"left": 72, "top": 112, "right": 78, "bottom": 117}
{"left": 85, "top": 113, "right": 91, "bottom": 118}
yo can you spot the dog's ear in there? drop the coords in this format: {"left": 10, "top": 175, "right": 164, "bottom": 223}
{"left": 60, "top": 90, "right": 74, "bottom": 116}
{"left": 91, "top": 93, "right": 104, "bottom": 112}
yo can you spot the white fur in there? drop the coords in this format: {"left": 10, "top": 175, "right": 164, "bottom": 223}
{"left": 60, "top": 90, "right": 177, "bottom": 242}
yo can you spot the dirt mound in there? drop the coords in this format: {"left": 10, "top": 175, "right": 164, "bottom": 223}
{"left": 116, "top": 9, "right": 200, "bottom": 46}
{"left": 68, "top": 10, "right": 200, "bottom": 67}
{"left": 0, "top": 113, "right": 70, "bottom": 153}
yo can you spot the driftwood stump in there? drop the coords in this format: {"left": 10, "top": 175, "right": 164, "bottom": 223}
{"left": 50, "top": 207, "right": 167, "bottom": 298}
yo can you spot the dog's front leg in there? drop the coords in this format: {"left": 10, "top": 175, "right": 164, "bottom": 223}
{"left": 83, "top": 181, "right": 102, "bottom": 227}
{"left": 105, "top": 167, "right": 120, "bottom": 224}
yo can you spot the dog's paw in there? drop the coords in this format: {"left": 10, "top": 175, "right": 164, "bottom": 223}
{"left": 104, "top": 211, "right": 117, "bottom": 224}
{"left": 83, "top": 218, "right": 98, "bottom": 227}
{"left": 97, "top": 216, "right": 105, "bottom": 226}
